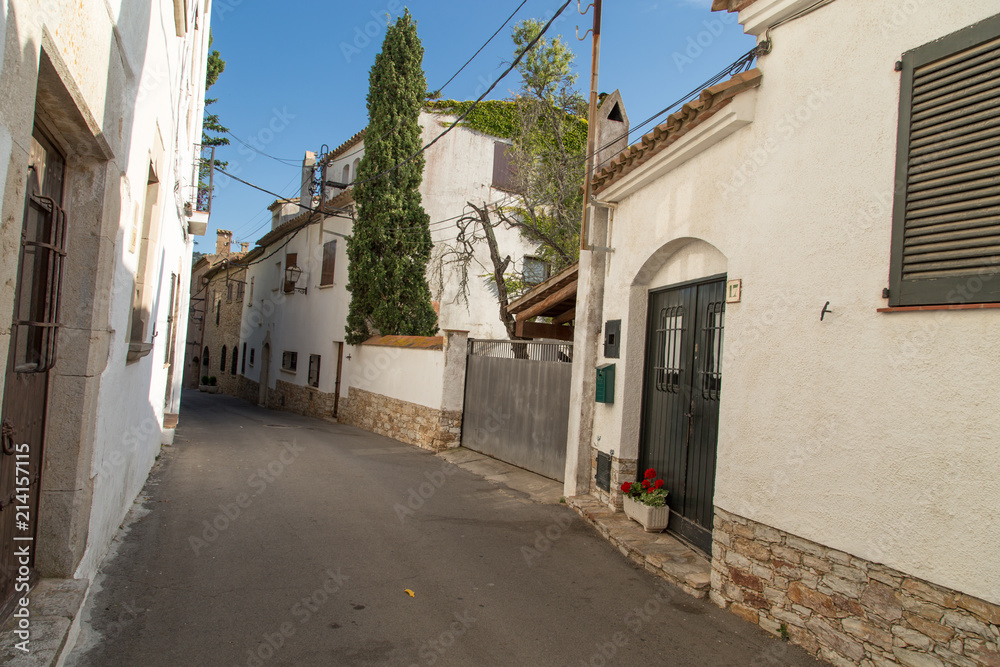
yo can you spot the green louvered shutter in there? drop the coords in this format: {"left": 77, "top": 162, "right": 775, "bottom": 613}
{"left": 890, "top": 13, "right": 1000, "bottom": 306}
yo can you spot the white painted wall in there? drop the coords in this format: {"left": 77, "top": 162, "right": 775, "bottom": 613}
{"left": 589, "top": 0, "right": 1000, "bottom": 605}
{"left": 350, "top": 345, "right": 444, "bottom": 410}
{"left": 25, "top": 0, "right": 213, "bottom": 579}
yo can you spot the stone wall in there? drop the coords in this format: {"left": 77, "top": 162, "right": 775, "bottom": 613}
{"left": 712, "top": 508, "right": 1000, "bottom": 667}
{"left": 199, "top": 267, "right": 247, "bottom": 397}
{"left": 590, "top": 447, "right": 637, "bottom": 511}
{"left": 339, "top": 387, "right": 461, "bottom": 452}
{"left": 263, "top": 378, "right": 339, "bottom": 421}
{"left": 234, "top": 375, "right": 260, "bottom": 405}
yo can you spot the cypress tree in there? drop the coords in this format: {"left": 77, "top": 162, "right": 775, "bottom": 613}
{"left": 345, "top": 9, "right": 438, "bottom": 344}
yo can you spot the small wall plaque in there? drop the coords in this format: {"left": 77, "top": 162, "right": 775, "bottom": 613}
{"left": 726, "top": 279, "right": 742, "bottom": 304}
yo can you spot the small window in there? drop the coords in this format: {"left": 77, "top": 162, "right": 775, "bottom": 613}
{"left": 216, "top": 299, "right": 220, "bottom": 325}
{"left": 492, "top": 141, "right": 517, "bottom": 192}
{"left": 321, "top": 240, "right": 336, "bottom": 286}
{"left": 202, "top": 346, "right": 210, "bottom": 367}
{"left": 241, "top": 343, "right": 247, "bottom": 374}
{"left": 220, "top": 345, "right": 227, "bottom": 372}
{"left": 227, "top": 282, "right": 234, "bottom": 301}
{"left": 248, "top": 276, "right": 254, "bottom": 303}
{"left": 281, "top": 351, "right": 297, "bottom": 372}
{"left": 231, "top": 347, "right": 239, "bottom": 375}
{"left": 342, "top": 164, "right": 350, "bottom": 184}
{"left": 236, "top": 280, "right": 245, "bottom": 300}
{"left": 523, "top": 257, "right": 549, "bottom": 285}
{"left": 250, "top": 347, "right": 255, "bottom": 366}
{"left": 308, "top": 354, "right": 320, "bottom": 388}
{"left": 352, "top": 158, "right": 360, "bottom": 181}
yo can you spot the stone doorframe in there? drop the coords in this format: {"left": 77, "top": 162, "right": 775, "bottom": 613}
{"left": 2, "top": 40, "right": 119, "bottom": 578}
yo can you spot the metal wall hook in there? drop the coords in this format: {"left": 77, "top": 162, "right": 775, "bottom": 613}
{"left": 577, "top": 0, "right": 595, "bottom": 15}
{"left": 820, "top": 301, "right": 833, "bottom": 321}
{"left": 576, "top": 25, "right": 593, "bottom": 41}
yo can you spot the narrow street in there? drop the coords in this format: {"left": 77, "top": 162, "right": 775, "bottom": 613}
{"left": 67, "top": 392, "right": 820, "bottom": 667}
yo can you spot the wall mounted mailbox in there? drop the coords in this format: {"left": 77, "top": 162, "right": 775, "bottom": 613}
{"left": 603, "top": 319, "right": 621, "bottom": 358}
{"left": 596, "top": 363, "right": 615, "bottom": 403}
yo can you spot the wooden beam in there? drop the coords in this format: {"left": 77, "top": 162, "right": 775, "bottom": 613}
{"left": 515, "top": 320, "right": 575, "bottom": 341}
{"left": 513, "top": 281, "right": 577, "bottom": 321}
{"left": 551, "top": 308, "right": 575, "bottom": 326}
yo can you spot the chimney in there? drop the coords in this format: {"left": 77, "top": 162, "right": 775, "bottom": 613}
{"left": 240, "top": 242, "right": 249, "bottom": 253}
{"left": 216, "top": 229, "right": 233, "bottom": 255}
{"left": 595, "top": 90, "right": 629, "bottom": 173}
{"left": 300, "top": 151, "right": 317, "bottom": 215}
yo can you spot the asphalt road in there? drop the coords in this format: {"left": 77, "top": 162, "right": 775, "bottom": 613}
{"left": 66, "top": 391, "right": 821, "bottom": 667}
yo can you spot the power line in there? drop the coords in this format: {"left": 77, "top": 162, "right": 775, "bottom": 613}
{"left": 331, "top": 0, "right": 532, "bottom": 167}
{"left": 433, "top": 0, "right": 528, "bottom": 96}
{"left": 225, "top": 130, "right": 302, "bottom": 166}
{"left": 342, "top": 0, "right": 573, "bottom": 191}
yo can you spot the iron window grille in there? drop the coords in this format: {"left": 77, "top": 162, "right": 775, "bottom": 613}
{"left": 655, "top": 306, "right": 684, "bottom": 393}
{"left": 699, "top": 301, "right": 724, "bottom": 401}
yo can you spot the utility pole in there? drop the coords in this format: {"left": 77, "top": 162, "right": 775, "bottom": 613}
{"left": 564, "top": 0, "right": 607, "bottom": 498}
{"left": 580, "top": 0, "right": 602, "bottom": 250}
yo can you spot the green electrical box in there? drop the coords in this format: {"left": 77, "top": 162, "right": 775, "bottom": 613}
{"left": 596, "top": 363, "right": 615, "bottom": 404}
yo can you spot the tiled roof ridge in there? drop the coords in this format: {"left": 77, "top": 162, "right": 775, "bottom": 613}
{"left": 592, "top": 68, "right": 762, "bottom": 194}
{"left": 321, "top": 129, "right": 367, "bottom": 165}
{"left": 711, "top": 0, "right": 760, "bottom": 12}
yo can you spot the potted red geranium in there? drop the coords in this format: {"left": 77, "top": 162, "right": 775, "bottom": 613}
{"left": 621, "top": 468, "right": 669, "bottom": 532}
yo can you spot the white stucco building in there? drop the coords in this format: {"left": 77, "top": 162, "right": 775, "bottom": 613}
{"left": 566, "top": 1, "right": 1000, "bottom": 665}
{"left": 0, "top": 0, "right": 212, "bottom": 620}
{"left": 234, "top": 110, "right": 536, "bottom": 440}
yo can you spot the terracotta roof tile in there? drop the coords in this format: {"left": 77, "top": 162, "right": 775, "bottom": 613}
{"left": 712, "top": 0, "right": 760, "bottom": 12}
{"left": 321, "top": 129, "right": 366, "bottom": 165}
{"left": 592, "top": 69, "right": 762, "bottom": 194}
{"left": 362, "top": 335, "right": 444, "bottom": 350}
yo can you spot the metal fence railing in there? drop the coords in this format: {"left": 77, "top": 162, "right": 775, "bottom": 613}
{"left": 467, "top": 339, "right": 573, "bottom": 363}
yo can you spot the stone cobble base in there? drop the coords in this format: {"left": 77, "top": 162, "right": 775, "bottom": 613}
{"left": 234, "top": 375, "right": 260, "bottom": 405}
{"left": 712, "top": 507, "right": 1000, "bottom": 667}
{"left": 339, "top": 387, "right": 461, "bottom": 452}
{"left": 265, "top": 378, "right": 338, "bottom": 420}
{"left": 590, "top": 447, "right": 638, "bottom": 511}
{"left": 568, "top": 495, "right": 712, "bottom": 600}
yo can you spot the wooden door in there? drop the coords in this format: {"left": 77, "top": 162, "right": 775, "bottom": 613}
{"left": 639, "top": 276, "right": 725, "bottom": 554}
{"left": 0, "top": 127, "right": 67, "bottom": 618}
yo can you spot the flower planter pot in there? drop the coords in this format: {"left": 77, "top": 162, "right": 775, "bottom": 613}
{"left": 198, "top": 385, "right": 208, "bottom": 392}
{"left": 206, "top": 386, "right": 220, "bottom": 394}
{"left": 623, "top": 496, "right": 670, "bottom": 533}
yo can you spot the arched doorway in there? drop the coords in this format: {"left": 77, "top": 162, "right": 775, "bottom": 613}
{"left": 258, "top": 343, "right": 270, "bottom": 406}
{"left": 632, "top": 239, "right": 728, "bottom": 555}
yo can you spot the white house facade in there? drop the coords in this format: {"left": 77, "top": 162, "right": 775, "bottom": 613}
{"left": 0, "top": 0, "right": 213, "bottom": 617}
{"left": 235, "top": 110, "right": 535, "bottom": 446}
{"left": 566, "top": 1, "right": 1000, "bottom": 665}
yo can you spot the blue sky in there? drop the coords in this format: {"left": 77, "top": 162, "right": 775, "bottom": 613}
{"left": 201, "top": 0, "right": 754, "bottom": 252}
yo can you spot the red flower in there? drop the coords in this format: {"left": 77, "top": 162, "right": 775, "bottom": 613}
{"left": 644, "top": 468, "right": 656, "bottom": 479}
{"left": 654, "top": 479, "right": 664, "bottom": 489}
{"left": 621, "top": 482, "right": 632, "bottom": 493}
{"left": 641, "top": 480, "right": 650, "bottom": 490}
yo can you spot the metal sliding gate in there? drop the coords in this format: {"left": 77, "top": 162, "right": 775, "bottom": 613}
{"left": 461, "top": 340, "right": 573, "bottom": 481}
